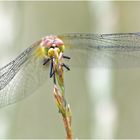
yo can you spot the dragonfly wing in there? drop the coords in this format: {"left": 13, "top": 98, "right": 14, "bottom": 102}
{"left": 0, "top": 40, "right": 49, "bottom": 108}
{"left": 59, "top": 33, "right": 140, "bottom": 68}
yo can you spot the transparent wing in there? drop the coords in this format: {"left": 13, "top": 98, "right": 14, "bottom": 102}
{"left": 0, "top": 40, "right": 49, "bottom": 108}
{"left": 59, "top": 32, "right": 140, "bottom": 68}
{"left": 1, "top": 32, "right": 140, "bottom": 108}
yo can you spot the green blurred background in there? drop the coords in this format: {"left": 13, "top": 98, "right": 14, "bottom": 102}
{"left": 0, "top": 1, "right": 140, "bottom": 139}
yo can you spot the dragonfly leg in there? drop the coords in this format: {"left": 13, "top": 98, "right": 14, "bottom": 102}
{"left": 62, "top": 63, "right": 70, "bottom": 71}
{"left": 43, "top": 58, "right": 51, "bottom": 65}
{"left": 63, "top": 55, "right": 71, "bottom": 60}
{"left": 50, "top": 59, "right": 56, "bottom": 84}
{"left": 50, "top": 59, "right": 55, "bottom": 78}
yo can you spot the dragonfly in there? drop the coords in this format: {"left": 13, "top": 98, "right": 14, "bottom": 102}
{"left": 0, "top": 32, "right": 140, "bottom": 108}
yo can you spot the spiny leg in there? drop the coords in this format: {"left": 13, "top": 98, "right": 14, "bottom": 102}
{"left": 43, "top": 58, "right": 51, "bottom": 65}
{"left": 62, "top": 55, "right": 70, "bottom": 71}
{"left": 47, "top": 55, "right": 71, "bottom": 84}
{"left": 43, "top": 57, "right": 56, "bottom": 82}
{"left": 50, "top": 59, "right": 54, "bottom": 77}
{"left": 62, "top": 63, "right": 70, "bottom": 71}
{"left": 49, "top": 59, "right": 56, "bottom": 84}
{"left": 63, "top": 55, "right": 71, "bottom": 60}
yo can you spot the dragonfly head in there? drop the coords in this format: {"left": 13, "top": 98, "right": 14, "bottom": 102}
{"left": 41, "top": 35, "right": 65, "bottom": 58}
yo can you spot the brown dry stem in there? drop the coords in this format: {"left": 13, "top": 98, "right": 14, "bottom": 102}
{"left": 53, "top": 85, "right": 72, "bottom": 139}
{"left": 53, "top": 55, "right": 73, "bottom": 139}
